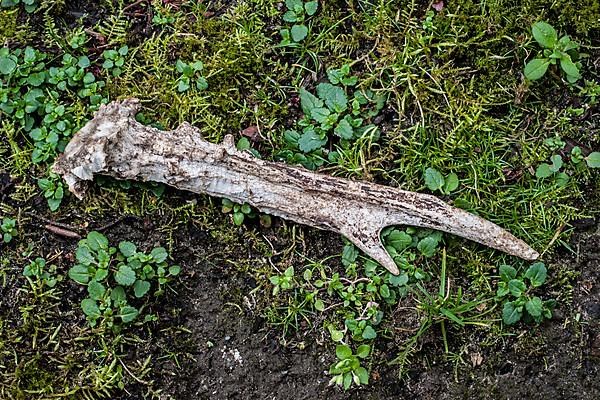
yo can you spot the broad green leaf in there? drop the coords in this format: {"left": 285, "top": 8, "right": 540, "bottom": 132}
{"left": 87, "top": 280, "right": 106, "bottom": 300}
{"left": 532, "top": 21, "right": 557, "bottom": 48}
{"left": 87, "top": 231, "right": 108, "bottom": 251}
{"left": 282, "top": 10, "right": 297, "bottom": 22}
{"left": 115, "top": 264, "right": 136, "bottom": 286}
{"left": 233, "top": 212, "right": 244, "bottom": 226}
{"left": 69, "top": 264, "right": 90, "bottom": 284}
{"left": 424, "top": 167, "right": 444, "bottom": 191}
{"left": 291, "top": 24, "right": 308, "bottom": 42}
{"left": 336, "top": 345, "right": 353, "bottom": 360}
{"left": 168, "top": 265, "right": 181, "bottom": 276}
{"left": 330, "top": 328, "right": 344, "bottom": 342}
{"left": 585, "top": 152, "right": 600, "bottom": 168}
{"left": 119, "top": 306, "right": 139, "bottom": 323}
{"left": 111, "top": 286, "right": 127, "bottom": 304}
{"left": 535, "top": 163, "right": 553, "bottom": 178}
{"left": 299, "top": 88, "right": 323, "bottom": 115}
{"left": 508, "top": 279, "right": 526, "bottom": 297}
{"left": 133, "top": 279, "right": 151, "bottom": 298}
{"left": 316, "top": 83, "right": 348, "bottom": 113}
{"left": 379, "top": 284, "right": 390, "bottom": 298}
{"left": 524, "top": 262, "right": 547, "bottom": 287}
{"left": 81, "top": 298, "right": 100, "bottom": 318}
{"left": 389, "top": 273, "right": 409, "bottom": 287}
{"left": 304, "top": 1, "right": 318, "bottom": 15}
{"left": 502, "top": 301, "right": 522, "bottom": 325}
{"left": 151, "top": 247, "right": 168, "bottom": 263}
{"left": 526, "top": 296, "right": 543, "bottom": 317}
{"left": 314, "top": 299, "right": 324, "bottom": 311}
{"left": 343, "top": 372, "right": 352, "bottom": 390}
{"left": 362, "top": 325, "right": 377, "bottom": 339}
{"left": 386, "top": 229, "right": 412, "bottom": 251}
{"left": 499, "top": 265, "right": 517, "bottom": 282}
{"left": 310, "top": 107, "right": 330, "bottom": 123}
{"left": 443, "top": 173, "right": 459, "bottom": 193}
{"left": 417, "top": 236, "right": 438, "bottom": 257}
{"left": 95, "top": 268, "right": 108, "bottom": 281}
{"left": 559, "top": 56, "right": 580, "bottom": 79}
{"left": 356, "top": 344, "right": 370, "bottom": 358}
{"left": 119, "top": 241, "right": 137, "bottom": 257}
{"left": 0, "top": 55, "right": 16, "bottom": 75}
{"left": 341, "top": 244, "right": 358, "bottom": 266}
{"left": 298, "top": 130, "right": 326, "bottom": 152}
{"left": 524, "top": 58, "right": 550, "bottom": 80}
{"left": 334, "top": 118, "right": 353, "bottom": 139}
{"left": 355, "top": 367, "right": 369, "bottom": 385}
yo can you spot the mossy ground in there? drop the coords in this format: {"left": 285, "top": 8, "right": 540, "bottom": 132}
{"left": 1, "top": 0, "right": 599, "bottom": 399}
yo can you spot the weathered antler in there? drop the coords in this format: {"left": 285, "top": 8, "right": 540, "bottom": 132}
{"left": 52, "top": 98, "right": 539, "bottom": 274}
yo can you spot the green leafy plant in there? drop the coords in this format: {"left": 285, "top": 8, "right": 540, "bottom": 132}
{"left": 279, "top": 0, "right": 318, "bottom": 45}
{"left": 1, "top": 217, "right": 17, "bottom": 243}
{"left": 535, "top": 138, "right": 600, "bottom": 181}
{"left": 221, "top": 198, "right": 255, "bottom": 225}
{"left": 102, "top": 46, "right": 129, "bottom": 77}
{"left": 175, "top": 59, "right": 208, "bottom": 92}
{"left": 269, "top": 266, "right": 295, "bottom": 295}
{"left": 23, "top": 257, "right": 60, "bottom": 288}
{"left": 67, "top": 28, "right": 88, "bottom": 50}
{"left": 496, "top": 262, "right": 556, "bottom": 325}
{"left": 0, "top": 47, "right": 106, "bottom": 163}
{"left": 68, "top": 231, "right": 181, "bottom": 330}
{"left": 524, "top": 21, "right": 582, "bottom": 83}
{"left": 423, "top": 167, "right": 459, "bottom": 194}
{"left": 0, "top": 0, "right": 38, "bottom": 13}
{"left": 328, "top": 344, "right": 370, "bottom": 390}
{"left": 38, "top": 173, "right": 65, "bottom": 211}
{"left": 278, "top": 65, "right": 385, "bottom": 170}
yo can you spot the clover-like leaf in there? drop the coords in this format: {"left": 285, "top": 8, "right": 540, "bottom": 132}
{"left": 133, "top": 279, "right": 151, "bottom": 298}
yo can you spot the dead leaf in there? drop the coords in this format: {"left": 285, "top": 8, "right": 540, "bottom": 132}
{"left": 240, "top": 125, "right": 260, "bottom": 141}
{"left": 432, "top": 1, "right": 444, "bottom": 11}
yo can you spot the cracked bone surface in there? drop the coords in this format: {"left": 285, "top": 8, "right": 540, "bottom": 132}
{"left": 52, "top": 98, "right": 539, "bottom": 275}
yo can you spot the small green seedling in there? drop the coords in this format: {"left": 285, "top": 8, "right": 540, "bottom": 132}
{"left": 328, "top": 344, "right": 370, "bottom": 390}
{"left": 221, "top": 198, "right": 254, "bottom": 225}
{"left": 67, "top": 28, "right": 88, "bottom": 50}
{"left": 496, "top": 262, "right": 556, "bottom": 325}
{"left": 23, "top": 257, "right": 59, "bottom": 288}
{"left": 279, "top": 65, "right": 385, "bottom": 170}
{"left": 1, "top": 217, "right": 17, "bottom": 243}
{"left": 175, "top": 59, "right": 208, "bottom": 92}
{"left": 524, "top": 21, "right": 582, "bottom": 83}
{"left": 279, "top": 0, "right": 318, "bottom": 44}
{"left": 269, "top": 266, "right": 295, "bottom": 295}
{"left": 38, "top": 174, "right": 65, "bottom": 212}
{"left": 68, "top": 231, "right": 181, "bottom": 330}
{"left": 102, "top": 46, "right": 129, "bottom": 77}
{"left": 423, "top": 167, "right": 459, "bottom": 195}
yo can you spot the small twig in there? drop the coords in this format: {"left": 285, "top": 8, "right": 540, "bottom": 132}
{"left": 24, "top": 212, "right": 83, "bottom": 233}
{"left": 44, "top": 224, "right": 81, "bottom": 239}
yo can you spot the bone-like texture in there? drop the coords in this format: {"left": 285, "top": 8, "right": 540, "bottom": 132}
{"left": 52, "top": 98, "right": 539, "bottom": 274}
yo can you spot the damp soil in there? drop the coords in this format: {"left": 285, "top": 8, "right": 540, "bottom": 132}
{"left": 92, "top": 205, "right": 599, "bottom": 400}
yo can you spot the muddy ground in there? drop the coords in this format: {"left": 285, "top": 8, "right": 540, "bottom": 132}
{"left": 95, "top": 200, "right": 599, "bottom": 400}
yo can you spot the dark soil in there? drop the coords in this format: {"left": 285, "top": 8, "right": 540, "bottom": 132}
{"left": 97, "top": 207, "right": 599, "bottom": 400}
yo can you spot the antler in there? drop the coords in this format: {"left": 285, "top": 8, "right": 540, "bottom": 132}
{"left": 53, "top": 98, "right": 539, "bottom": 274}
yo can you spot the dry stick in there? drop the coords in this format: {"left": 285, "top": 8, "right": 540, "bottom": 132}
{"left": 52, "top": 99, "right": 540, "bottom": 275}
{"left": 44, "top": 224, "right": 81, "bottom": 239}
